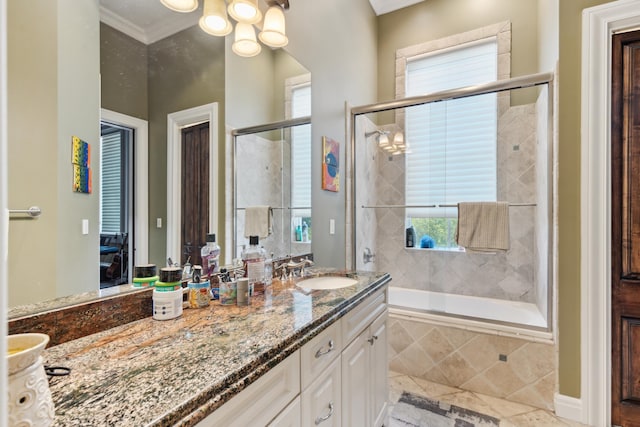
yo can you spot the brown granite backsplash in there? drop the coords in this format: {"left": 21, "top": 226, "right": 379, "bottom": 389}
{"left": 8, "top": 288, "right": 153, "bottom": 347}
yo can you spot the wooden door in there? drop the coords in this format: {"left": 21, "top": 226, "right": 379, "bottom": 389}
{"left": 181, "top": 122, "right": 209, "bottom": 267}
{"left": 612, "top": 29, "right": 640, "bottom": 427}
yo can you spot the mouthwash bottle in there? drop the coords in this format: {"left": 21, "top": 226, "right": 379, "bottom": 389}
{"left": 201, "top": 233, "right": 220, "bottom": 276}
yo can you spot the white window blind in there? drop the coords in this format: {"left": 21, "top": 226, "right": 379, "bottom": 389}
{"left": 405, "top": 38, "right": 498, "bottom": 218}
{"left": 100, "top": 132, "right": 122, "bottom": 233}
{"left": 291, "top": 84, "right": 311, "bottom": 217}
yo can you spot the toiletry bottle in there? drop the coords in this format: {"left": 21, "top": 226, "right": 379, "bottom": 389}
{"left": 406, "top": 225, "right": 416, "bottom": 247}
{"left": 241, "top": 236, "right": 266, "bottom": 295}
{"left": 295, "top": 224, "right": 302, "bottom": 241}
{"left": 201, "top": 233, "right": 220, "bottom": 277}
{"left": 301, "top": 222, "right": 308, "bottom": 242}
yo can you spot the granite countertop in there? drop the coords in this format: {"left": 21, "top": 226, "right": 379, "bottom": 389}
{"left": 42, "top": 270, "right": 390, "bottom": 426}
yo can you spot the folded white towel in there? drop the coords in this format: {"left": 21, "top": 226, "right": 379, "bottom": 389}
{"left": 244, "top": 206, "right": 272, "bottom": 239}
{"left": 455, "top": 201, "right": 510, "bottom": 252}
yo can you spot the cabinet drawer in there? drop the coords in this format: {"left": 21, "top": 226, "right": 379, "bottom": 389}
{"left": 301, "top": 320, "right": 342, "bottom": 390}
{"left": 198, "top": 350, "right": 300, "bottom": 427}
{"left": 269, "top": 396, "right": 301, "bottom": 427}
{"left": 341, "top": 286, "right": 387, "bottom": 346}
{"left": 301, "top": 357, "right": 341, "bottom": 427}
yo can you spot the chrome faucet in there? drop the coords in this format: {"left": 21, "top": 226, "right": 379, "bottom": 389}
{"left": 277, "top": 257, "right": 314, "bottom": 281}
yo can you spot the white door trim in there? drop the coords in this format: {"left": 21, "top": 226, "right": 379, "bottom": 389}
{"left": 100, "top": 109, "right": 149, "bottom": 269}
{"left": 166, "top": 103, "right": 219, "bottom": 263}
{"left": 581, "top": 1, "right": 640, "bottom": 425}
{"left": 0, "top": 0, "right": 9, "bottom": 421}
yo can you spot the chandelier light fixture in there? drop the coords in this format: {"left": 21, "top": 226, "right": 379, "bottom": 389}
{"left": 161, "top": 0, "right": 290, "bottom": 58}
{"left": 366, "top": 129, "right": 410, "bottom": 156}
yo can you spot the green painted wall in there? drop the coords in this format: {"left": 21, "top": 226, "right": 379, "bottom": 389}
{"left": 557, "top": 0, "right": 613, "bottom": 399}
{"left": 284, "top": 0, "right": 379, "bottom": 269}
{"left": 7, "top": 0, "right": 100, "bottom": 307}
{"left": 100, "top": 23, "right": 148, "bottom": 120}
{"left": 147, "top": 26, "right": 226, "bottom": 268}
{"left": 377, "top": 0, "right": 540, "bottom": 104}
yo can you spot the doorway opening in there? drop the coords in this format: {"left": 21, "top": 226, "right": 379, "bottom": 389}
{"left": 166, "top": 103, "right": 219, "bottom": 267}
{"left": 99, "top": 122, "right": 133, "bottom": 288}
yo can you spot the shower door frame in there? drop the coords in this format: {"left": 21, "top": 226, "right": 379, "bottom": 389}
{"left": 348, "top": 72, "right": 555, "bottom": 334}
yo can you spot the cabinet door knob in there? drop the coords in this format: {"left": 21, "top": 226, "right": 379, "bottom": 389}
{"left": 368, "top": 335, "right": 379, "bottom": 345}
{"left": 315, "top": 402, "right": 334, "bottom": 425}
{"left": 315, "top": 340, "right": 335, "bottom": 358}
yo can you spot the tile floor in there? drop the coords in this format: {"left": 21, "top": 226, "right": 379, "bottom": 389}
{"left": 388, "top": 371, "right": 587, "bottom": 427}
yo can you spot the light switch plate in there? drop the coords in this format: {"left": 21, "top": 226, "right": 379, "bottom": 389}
{"left": 157, "top": 218, "right": 162, "bottom": 228}
{"left": 82, "top": 219, "right": 89, "bottom": 235}
{"left": 329, "top": 219, "right": 335, "bottom": 235}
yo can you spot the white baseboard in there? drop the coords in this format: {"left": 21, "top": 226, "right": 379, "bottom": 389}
{"left": 554, "top": 393, "right": 584, "bottom": 424}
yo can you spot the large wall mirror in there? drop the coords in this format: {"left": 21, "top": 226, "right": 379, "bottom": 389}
{"left": 7, "top": 0, "right": 310, "bottom": 312}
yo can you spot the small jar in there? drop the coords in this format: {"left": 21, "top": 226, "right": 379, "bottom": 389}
{"left": 188, "top": 280, "right": 210, "bottom": 308}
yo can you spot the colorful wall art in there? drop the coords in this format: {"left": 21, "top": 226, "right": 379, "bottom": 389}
{"left": 322, "top": 136, "right": 340, "bottom": 192}
{"left": 72, "top": 136, "right": 92, "bottom": 193}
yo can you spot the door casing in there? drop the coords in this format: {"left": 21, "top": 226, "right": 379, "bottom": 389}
{"left": 166, "top": 103, "right": 219, "bottom": 264}
{"left": 581, "top": 2, "right": 640, "bottom": 425}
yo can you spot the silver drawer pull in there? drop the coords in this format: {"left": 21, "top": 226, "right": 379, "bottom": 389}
{"left": 315, "top": 340, "right": 334, "bottom": 358}
{"left": 315, "top": 402, "right": 334, "bottom": 425}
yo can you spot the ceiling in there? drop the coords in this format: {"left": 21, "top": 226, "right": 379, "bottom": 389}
{"left": 99, "top": 0, "right": 425, "bottom": 45}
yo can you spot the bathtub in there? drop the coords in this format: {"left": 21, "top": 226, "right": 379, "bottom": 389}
{"left": 388, "top": 286, "right": 553, "bottom": 342}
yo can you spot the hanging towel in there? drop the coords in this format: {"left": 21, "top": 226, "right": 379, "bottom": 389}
{"left": 455, "top": 201, "right": 510, "bottom": 252}
{"left": 244, "top": 206, "right": 272, "bottom": 238}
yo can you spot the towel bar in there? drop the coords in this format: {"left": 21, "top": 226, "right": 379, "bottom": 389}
{"left": 8, "top": 206, "right": 42, "bottom": 218}
{"left": 362, "top": 203, "right": 535, "bottom": 209}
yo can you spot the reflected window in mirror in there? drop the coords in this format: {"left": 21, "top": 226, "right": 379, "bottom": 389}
{"left": 290, "top": 81, "right": 311, "bottom": 244}
{"left": 99, "top": 123, "right": 132, "bottom": 288}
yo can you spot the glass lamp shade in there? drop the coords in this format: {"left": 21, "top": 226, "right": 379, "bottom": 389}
{"left": 258, "top": 6, "right": 288, "bottom": 48}
{"left": 377, "top": 133, "right": 389, "bottom": 148}
{"left": 227, "top": 0, "right": 262, "bottom": 24}
{"left": 232, "top": 22, "right": 262, "bottom": 57}
{"left": 160, "top": 0, "right": 198, "bottom": 13}
{"left": 393, "top": 132, "right": 406, "bottom": 148}
{"left": 199, "top": 0, "right": 232, "bottom": 36}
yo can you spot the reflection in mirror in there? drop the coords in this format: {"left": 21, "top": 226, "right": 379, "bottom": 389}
{"left": 233, "top": 117, "right": 312, "bottom": 260}
{"left": 7, "top": 0, "right": 311, "bottom": 315}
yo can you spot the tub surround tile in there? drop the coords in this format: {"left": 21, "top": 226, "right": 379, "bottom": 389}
{"left": 389, "top": 318, "right": 557, "bottom": 411}
{"left": 41, "top": 271, "right": 389, "bottom": 426}
{"left": 420, "top": 328, "right": 454, "bottom": 363}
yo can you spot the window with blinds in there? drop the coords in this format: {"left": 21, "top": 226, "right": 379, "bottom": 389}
{"left": 291, "top": 84, "right": 311, "bottom": 213}
{"left": 291, "top": 83, "right": 312, "bottom": 240}
{"left": 100, "top": 130, "right": 125, "bottom": 234}
{"left": 405, "top": 38, "right": 497, "bottom": 248}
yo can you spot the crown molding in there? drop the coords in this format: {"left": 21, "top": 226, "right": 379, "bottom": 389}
{"left": 100, "top": 5, "right": 200, "bottom": 45}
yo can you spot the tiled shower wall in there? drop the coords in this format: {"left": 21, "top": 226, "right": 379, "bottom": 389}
{"left": 234, "top": 133, "right": 312, "bottom": 260}
{"left": 357, "top": 100, "right": 541, "bottom": 303}
{"left": 236, "top": 134, "right": 286, "bottom": 258}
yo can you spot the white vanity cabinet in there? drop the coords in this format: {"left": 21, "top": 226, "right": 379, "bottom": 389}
{"left": 198, "top": 351, "right": 301, "bottom": 427}
{"left": 341, "top": 287, "right": 388, "bottom": 427}
{"left": 197, "top": 285, "right": 388, "bottom": 427}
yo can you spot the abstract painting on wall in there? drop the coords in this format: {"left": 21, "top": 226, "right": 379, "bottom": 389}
{"left": 322, "top": 136, "right": 339, "bottom": 192}
{"left": 71, "top": 136, "right": 92, "bottom": 194}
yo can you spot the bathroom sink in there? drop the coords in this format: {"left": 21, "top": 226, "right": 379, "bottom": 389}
{"left": 296, "top": 276, "right": 358, "bottom": 290}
